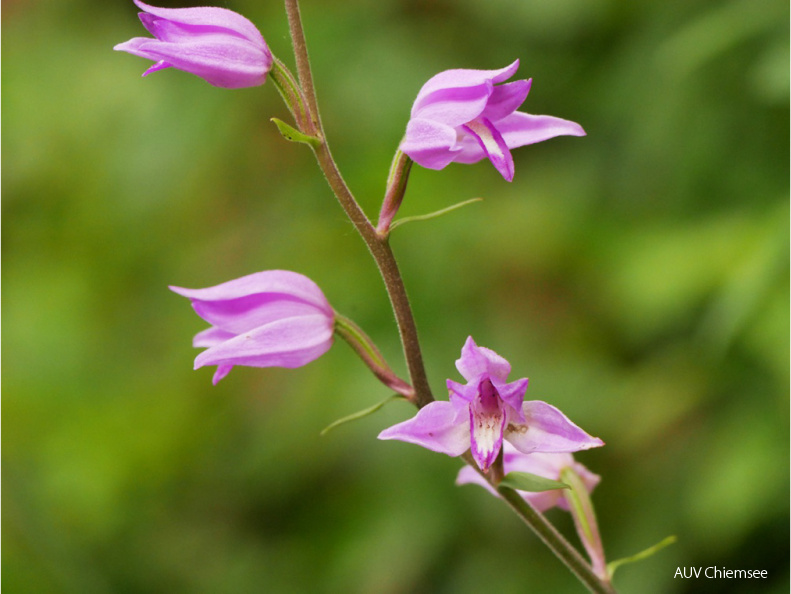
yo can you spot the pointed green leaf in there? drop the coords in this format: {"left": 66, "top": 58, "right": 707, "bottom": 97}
{"left": 271, "top": 118, "right": 319, "bottom": 147}
{"left": 390, "top": 198, "right": 483, "bottom": 231}
{"left": 499, "top": 471, "right": 570, "bottom": 493}
{"left": 320, "top": 394, "right": 406, "bottom": 436}
{"left": 606, "top": 535, "right": 677, "bottom": 578}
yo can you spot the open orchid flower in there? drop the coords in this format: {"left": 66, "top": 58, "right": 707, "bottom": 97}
{"left": 378, "top": 337, "right": 603, "bottom": 471}
{"left": 400, "top": 61, "right": 585, "bottom": 181}
{"left": 170, "top": 270, "right": 334, "bottom": 384}
{"left": 114, "top": 0, "right": 272, "bottom": 89}
{"left": 456, "top": 444, "right": 600, "bottom": 512}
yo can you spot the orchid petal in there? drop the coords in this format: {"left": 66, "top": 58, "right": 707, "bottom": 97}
{"left": 413, "top": 60, "right": 520, "bottom": 106}
{"left": 133, "top": 0, "right": 265, "bottom": 45}
{"left": 185, "top": 291, "right": 326, "bottom": 336}
{"left": 412, "top": 83, "right": 493, "bottom": 128}
{"left": 378, "top": 401, "right": 469, "bottom": 457}
{"left": 400, "top": 118, "right": 461, "bottom": 170}
{"left": 447, "top": 379, "right": 477, "bottom": 412}
{"left": 194, "top": 314, "right": 333, "bottom": 371}
{"left": 481, "top": 79, "right": 532, "bottom": 122}
{"left": 211, "top": 365, "right": 233, "bottom": 385}
{"left": 116, "top": 1, "right": 271, "bottom": 88}
{"left": 506, "top": 401, "right": 604, "bottom": 453}
{"left": 170, "top": 270, "right": 333, "bottom": 335}
{"left": 506, "top": 449, "right": 573, "bottom": 477}
{"left": 497, "top": 111, "right": 586, "bottom": 149}
{"left": 456, "top": 336, "right": 512, "bottom": 382}
{"left": 125, "top": 37, "right": 269, "bottom": 88}
{"left": 114, "top": 37, "right": 154, "bottom": 57}
{"left": 142, "top": 60, "right": 171, "bottom": 76}
{"left": 496, "top": 378, "right": 529, "bottom": 421}
{"left": 192, "top": 326, "right": 236, "bottom": 348}
{"left": 449, "top": 131, "right": 489, "bottom": 164}
{"left": 170, "top": 270, "right": 330, "bottom": 310}
{"left": 449, "top": 133, "right": 490, "bottom": 165}
{"left": 138, "top": 14, "right": 219, "bottom": 44}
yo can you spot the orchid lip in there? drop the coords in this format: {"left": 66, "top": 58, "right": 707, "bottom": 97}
{"left": 463, "top": 118, "right": 514, "bottom": 181}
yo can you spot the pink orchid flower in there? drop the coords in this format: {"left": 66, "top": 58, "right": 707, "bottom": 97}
{"left": 379, "top": 337, "right": 603, "bottom": 471}
{"left": 170, "top": 270, "right": 334, "bottom": 384}
{"left": 115, "top": 0, "right": 272, "bottom": 89}
{"left": 400, "top": 61, "right": 585, "bottom": 181}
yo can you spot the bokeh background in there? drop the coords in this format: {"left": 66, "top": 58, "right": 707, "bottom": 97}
{"left": 4, "top": 0, "right": 789, "bottom": 592}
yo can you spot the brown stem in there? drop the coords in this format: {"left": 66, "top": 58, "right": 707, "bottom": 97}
{"left": 497, "top": 487, "right": 617, "bottom": 594}
{"left": 284, "top": 0, "right": 320, "bottom": 134}
{"left": 283, "top": 0, "right": 434, "bottom": 408}
{"left": 334, "top": 312, "right": 415, "bottom": 399}
{"left": 313, "top": 143, "right": 434, "bottom": 408}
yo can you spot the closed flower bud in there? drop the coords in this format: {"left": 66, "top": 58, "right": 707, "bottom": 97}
{"left": 170, "top": 270, "right": 334, "bottom": 384}
{"left": 115, "top": 0, "right": 272, "bottom": 89}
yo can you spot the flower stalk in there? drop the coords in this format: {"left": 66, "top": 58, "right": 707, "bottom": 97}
{"left": 283, "top": 0, "right": 434, "bottom": 409}
{"left": 269, "top": 57, "right": 310, "bottom": 131}
{"left": 377, "top": 150, "right": 413, "bottom": 236}
{"left": 458, "top": 450, "right": 615, "bottom": 594}
{"left": 284, "top": 0, "right": 321, "bottom": 134}
{"left": 497, "top": 481, "right": 617, "bottom": 594}
{"left": 279, "top": 2, "right": 612, "bottom": 591}
{"left": 334, "top": 313, "right": 414, "bottom": 399}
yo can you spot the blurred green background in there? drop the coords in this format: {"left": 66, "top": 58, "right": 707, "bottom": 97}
{"left": 3, "top": 0, "right": 789, "bottom": 592}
